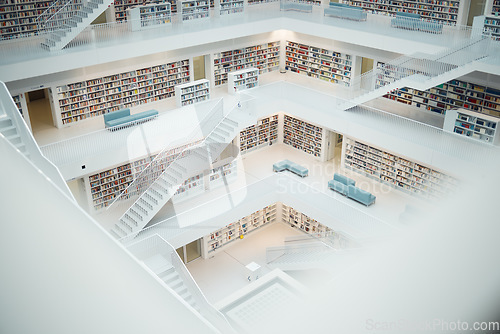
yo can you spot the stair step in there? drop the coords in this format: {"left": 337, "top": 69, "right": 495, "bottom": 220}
{"left": 171, "top": 161, "right": 187, "bottom": 173}
{"left": 222, "top": 118, "right": 238, "bottom": 127}
{"left": 0, "top": 124, "right": 16, "bottom": 136}
{"left": 134, "top": 202, "right": 150, "bottom": 215}
{"left": 157, "top": 176, "right": 173, "bottom": 188}
{"left": 119, "top": 219, "right": 133, "bottom": 232}
{"left": 214, "top": 127, "right": 230, "bottom": 137}
{"left": 217, "top": 122, "right": 234, "bottom": 132}
{"left": 158, "top": 267, "right": 177, "bottom": 280}
{"left": 163, "top": 273, "right": 181, "bottom": 285}
{"left": 209, "top": 132, "right": 225, "bottom": 142}
{"left": 151, "top": 183, "right": 167, "bottom": 194}
{"left": 112, "top": 224, "right": 128, "bottom": 237}
{"left": 139, "top": 197, "right": 155, "bottom": 209}
{"left": 122, "top": 213, "right": 138, "bottom": 227}
{"left": 129, "top": 208, "right": 143, "bottom": 221}
{"left": 164, "top": 174, "right": 178, "bottom": 183}
{"left": 169, "top": 278, "right": 184, "bottom": 291}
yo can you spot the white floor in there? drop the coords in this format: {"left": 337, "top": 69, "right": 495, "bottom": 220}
{"left": 186, "top": 221, "right": 329, "bottom": 305}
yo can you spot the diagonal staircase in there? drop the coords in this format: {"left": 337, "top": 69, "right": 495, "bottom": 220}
{"left": 338, "top": 36, "right": 496, "bottom": 111}
{"left": 159, "top": 266, "right": 201, "bottom": 313}
{"left": 38, "top": 0, "right": 113, "bottom": 51}
{"left": 110, "top": 111, "right": 254, "bottom": 239}
{"left": 0, "top": 116, "right": 30, "bottom": 160}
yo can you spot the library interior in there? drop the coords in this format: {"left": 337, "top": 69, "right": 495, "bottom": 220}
{"left": 1, "top": 0, "right": 500, "bottom": 332}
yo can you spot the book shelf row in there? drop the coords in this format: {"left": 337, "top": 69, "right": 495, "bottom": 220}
{"left": 220, "top": 0, "right": 244, "bottom": 15}
{"left": 283, "top": 114, "right": 323, "bottom": 157}
{"left": 208, "top": 160, "right": 237, "bottom": 187}
{"left": 342, "top": 0, "right": 461, "bottom": 25}
{"left": 343, "top": 137, "right": 458, "bottom": 200}
{"left": 285, "top": 40, "right": 353, "bottom": 87}
{"left": 483, "top": 16, "right": 500, "bottom": 41}
{"left": 0, "top": 0, "right": 54, "bottom": 39}
{"left": 281, "top": 204, "right": 331, "bottom": 235}
{"left": 11, "top": 93, "right": 25, "bottom": 117}
{"left": 213, "top": 41, "right": 280, "bottom": 86}
{"left": 126, "top": 3, "right": 171, "bottom": 31}
{"left": 202, "top": 203, "right": 277, "bottom": 257}
{"left": 55, "top": 59, "right": 190, "bottom": 125}
{"left": 174, "top": 79, "right": 210, "bottom": 106}
{"left": 383, "top": 76, "right": 500, "bottom": 118}
{"left": 227, "top": 68, "right": 259, "bottom": 94}
{"left": 113, "top": 0, "right": 179, "bottom": 21}
{"left": 443, "top": 108, "right": 499, "bottom": 145}
{"left": 239, "top": 114, "right": 279, "bottom": 153}
{"left": 181, "top": 0, "right": 210, "bottom": 21}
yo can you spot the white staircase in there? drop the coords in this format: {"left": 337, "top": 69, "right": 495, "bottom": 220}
{"left": 159, "top": 266, "right": 201, "bottom": 313}
{"left": 39, "top": 0, "right": 113, "bottom": 51}
{"left": 339, "top": 36, "right": 494, "bottom": 110}
{"left": 110, "top": 112, "right": 254, "bottom": 239}
{"left": 0, "top": 116, "right": 30, "bottom": 160}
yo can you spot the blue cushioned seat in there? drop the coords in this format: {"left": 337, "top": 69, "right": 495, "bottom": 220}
{"left": 324, "top": 2, "right": 367, "bottom": 21}
{"left": 347, "top": 185, "right": 376, "bottom": 206}
{"left": 104, "top": 108, "right": 159, "bottom": 130}
{"left": 328, "top": 173, "right": 355, "bottom": 195}
{"left": 273, "top": 160, "right": 308, "bottom": 177}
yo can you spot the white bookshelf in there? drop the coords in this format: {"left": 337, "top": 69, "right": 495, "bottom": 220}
{"left": 11, "top": 93, "right": 27, "bottom": 118}
{"left": 208, "top": 160, "right": 237, "bottom": 189}
{"left": 443, "top": 109, "right": 499, "bottom": 145}
{"left": 227, "top": 67, "right": 259, "bottom": 94}
{"left": 181, "top": 0, "right": 209, "bottom": 21}
{"left": 202, "top": 203, "right": 277, "bottom": 258}
{"left": 54, "top": 59, "right": 190, "bottom": 127}
{"left": 342, "top": 0, "right": 461, "bottom": 25}
{"left": 219, "top": 0, "right": 244, "bottom": 15}
{"left": 239, "top": 114, "right": 279, "bottom": 153}
{"left": 126, "top": 3, "right": 171, "bottom": 31}
{"left": 283, "top": 114, "right": 324, "bottom": 158}
{"left": 281, "top": 204, "right": 331, "bottom": 235}
{"left": 0, "top": 0, "right": 59, "bottom": 40}
{"left": 113, "top": 0, "right": 178, "bottom": 21}
{"left": 343, "top": 137, "right": 458, "bottom": 200}
{"left": 174, "top": 79, "right": 210, "bottom": 107}
{"left": 285, "top": 40, "right": 352, "bottom": 87}
{"left": 213, "top": 41, "right": 280, "bottom": 86}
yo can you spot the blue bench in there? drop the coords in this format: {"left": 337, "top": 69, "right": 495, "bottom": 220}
{"left": 328, "top": 173, "right": 376, "bottom": 206}
{"left": 324, "top": 2, "right": 367, "bottom": 21}
{"left": 328, "top": 173, "right": 356, "bottom": 196}
{"left": 273, "top": 159, "right": 308, "bottom": 177}
{"left": 347, "top": 185, "right": 376, "bottom": 206}
{"left": 280, "top": 1, "right": 313, "bottom": 12}
{"left": 104, "top": 108, "right": 159, "bottom": 130}
{"left": 391, "top": 12, "right": 442, "bottom": 34}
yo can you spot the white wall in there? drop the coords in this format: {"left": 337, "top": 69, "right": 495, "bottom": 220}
{"left": 0, "top": 137, "right": 219, "bottom": 334}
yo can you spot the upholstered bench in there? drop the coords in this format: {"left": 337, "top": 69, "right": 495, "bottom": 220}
{"left": 280, "top": 1, "right": 313, "bottom": 12}
{"left": 324, "top": 2, "right": 367, "bottom": 21}
{"left": 273, "top": 160, "right": 308, "bottom": 177}
{"left": 328, "top": 173, "right": 356, "bottom": 196}
{"left": 104, "top": 108, "right": 159, "bottom": 130}
{"left": 391, "top": 12, "right": 421, "bottom": 31}
{"left": 347, "top": 185, "right": 376, "bottom": 206}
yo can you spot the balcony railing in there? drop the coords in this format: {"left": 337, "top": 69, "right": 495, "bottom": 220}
{"left": 0, "top": 2, "right": 491, "bottom": 67}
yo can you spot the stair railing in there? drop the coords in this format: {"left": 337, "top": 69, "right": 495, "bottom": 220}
{"left": 127, "top": 234, "right": 236, "bottom": 334}
{"left": 36, "top": 0, "right": 83, "bottom": 33}
{"left": 107, "top": 98, "right": 225, "bottom": 210}
{"left": 0, "top": 82, "right": 75, "bottom": 201}
{"left": 341, "top": 33, "right": 494, "bottom": 107}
